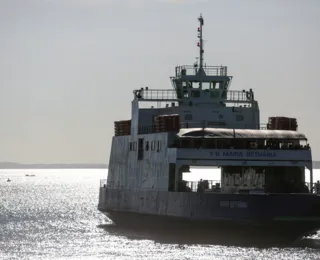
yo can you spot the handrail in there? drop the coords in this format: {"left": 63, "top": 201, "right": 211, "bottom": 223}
{"left": 100, "top": 179, "right": 319, "bottom": 194}
{"left": 132, "top": 88, "right": 256, "bottom": 103}
{"left": 186, "top": 180, "right": 318, "bottom": 194}
{"left": 134, "top": 89, "right": 178, "bottom": 101}
{"left": 175, "top": 65, "right": 228, "bottom": 76}
{"left": 138, "top": 121, "right": 303, "bottom": 134}
{"left": 185, "top": 180, "right": 220, "bottom": 192}
{"left": 226, "top": 91, "right": 249, "bottom": 102}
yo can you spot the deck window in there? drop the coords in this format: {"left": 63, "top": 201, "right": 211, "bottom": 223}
{"left": 138, "top": 138, "right": 144, "bottom": 160}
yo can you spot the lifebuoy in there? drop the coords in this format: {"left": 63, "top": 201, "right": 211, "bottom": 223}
{"left": 134, "top": 90, "right": 142, "bottom": 99}
{"left": 246, "top": 92, "right": 252, "bottom": 100}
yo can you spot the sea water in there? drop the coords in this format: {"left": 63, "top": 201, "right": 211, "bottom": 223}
{"left": 0, "top": 168, "right": 320, "bottom": 260}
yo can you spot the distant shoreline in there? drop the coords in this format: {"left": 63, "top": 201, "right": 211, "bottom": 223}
{"left": 0, "top": 163, "right": 108, "bottom": 169}
{"left": 1, "top": 162, "right": 320, "bottom": 169}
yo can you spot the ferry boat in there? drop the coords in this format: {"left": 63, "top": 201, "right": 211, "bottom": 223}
{"left": 98, "top": 15, "right": 319, "bottom": 240}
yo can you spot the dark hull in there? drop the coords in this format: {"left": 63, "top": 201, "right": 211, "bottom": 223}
{"left": 99, "top": 209, "right": 319, "bottom": 246}
{"left": 98, "top": 188, "right": 320, "bottom": 244}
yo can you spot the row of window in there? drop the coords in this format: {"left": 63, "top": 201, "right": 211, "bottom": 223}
{"left": 184, "top": 114, "right": 244, "bottom": 121}
{"left": 129, "top": 140, "right": 162, "bottom": 152}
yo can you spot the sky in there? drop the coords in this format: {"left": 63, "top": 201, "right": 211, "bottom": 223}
{"left": 0, "top": 0, "right": 319, "bottom": 164}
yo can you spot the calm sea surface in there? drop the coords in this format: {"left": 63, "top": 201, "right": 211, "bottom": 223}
{"left": 1, "top": 168, "right": 320, "bottom": 260}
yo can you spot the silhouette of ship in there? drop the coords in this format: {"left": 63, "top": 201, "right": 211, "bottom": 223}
{"left": 98, "top": 15, "right": 319, "bottom": 240}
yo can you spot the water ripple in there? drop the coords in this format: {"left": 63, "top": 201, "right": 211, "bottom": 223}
{"left": 0, "top": 169, "right": 319, "bottom": 260}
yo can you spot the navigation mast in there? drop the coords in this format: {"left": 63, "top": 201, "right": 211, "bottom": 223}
{"left": 197, "top": 14, "right": 204, "bottom": 70}
{"left": 197, "top": 14, "right": 205, "bottom": 89}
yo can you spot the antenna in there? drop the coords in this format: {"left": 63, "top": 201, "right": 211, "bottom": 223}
{"left": 197, "top": 14, "right": 204, "bottom": 69}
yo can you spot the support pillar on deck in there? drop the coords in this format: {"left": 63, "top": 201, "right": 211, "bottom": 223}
{"left": 174, "top": 165, "right": 190, "bottom": 191}
{"left": 174, "top": 167, "right": 179, "bottom": 192}
{"left": 310, "top": 168, "right": 313, "bottom": 193}
{"left": 306, "top": 161, "right": 313, "bottom": 193}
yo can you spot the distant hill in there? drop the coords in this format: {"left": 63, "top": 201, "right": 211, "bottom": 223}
{"left": 0, "top": 162, "right": 107, "bottom": 169}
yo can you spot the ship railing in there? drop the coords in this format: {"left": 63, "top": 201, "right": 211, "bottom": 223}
{"left": 134, "top": 89, "right": 178, "bottom": 101}
{"left": 99, "top": 181, "right": 319, "bottom": 194}
{"left": 185, "top": 180, "right": 319, "bottom": 194}
{"left": 175, "top": 65, "right": 228, "bottom": 77}
{"left": 257, "top": 123, "right": 304, "bottom": 131}
{"left": 138, "top": 121, "right": 289, "bottom": 133}
{"left": 138, "top": 121, "right": 218, "bottom": 134}
{"left": 133, "top": 89, "right": 258, "bottom": 104}
{"left": 139, "top": 121, "right": 304, "bottom": 133}
{"left": 305, "top": 182, "right": 320, "bottom": 194}
{"left": 138, "top": 121, "right": 207, "bottom": 134}
{"left": 258, "top": 124, "right": 302, "bottom": 131}
{"left": 100, "top": 179, "right": 108, "bottom": 188}
{"left": 226, "top": 91, "right": 252, "bottom": 102}
{"left": 185, "top": 180, "right": 221, "bottom": 192}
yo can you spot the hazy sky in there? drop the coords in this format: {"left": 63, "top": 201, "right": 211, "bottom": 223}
{"left": 0, "top": 0, "right": 319, "bottom": 163}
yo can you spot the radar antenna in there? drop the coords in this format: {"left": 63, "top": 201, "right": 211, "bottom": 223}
{"left": 197, "top": 14, "right": 204, "bottom": 70}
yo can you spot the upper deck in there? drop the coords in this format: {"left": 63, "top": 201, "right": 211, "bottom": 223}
{"left": 122, "top": 14, "right": 306, "bottom": 151}
{"left": 174, "top": 65, "right": 228, "bottom": 77}
{"left": 125, "top": 14, "right": 261, "bottom": 132}
{"left": 133, "top": 88, "right": 257, "bottom": 107}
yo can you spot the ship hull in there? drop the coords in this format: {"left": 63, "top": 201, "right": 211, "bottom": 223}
{"left": 102, "top": 209, "right": 319, "bottom": 234}
{"left": 98, "top": 188, "right": 320, "bottom": 242}
{"left": 99, "top": 209, "right": 319, "bottom": 246}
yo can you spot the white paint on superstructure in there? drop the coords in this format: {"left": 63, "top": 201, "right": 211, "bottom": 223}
{"left": 107, "top": 132, "right": 176, "bottom": 192}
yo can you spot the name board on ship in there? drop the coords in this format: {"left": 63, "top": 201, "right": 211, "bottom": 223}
{"left": 209, "top": 151, "right": 277, "bottom": 158}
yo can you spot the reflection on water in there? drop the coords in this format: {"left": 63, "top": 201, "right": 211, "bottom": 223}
{"left": 98, "top": 223, "right": 319, "bottom": 248}
{"left": 0, "top": 169, "right": 320, "bottom": 260}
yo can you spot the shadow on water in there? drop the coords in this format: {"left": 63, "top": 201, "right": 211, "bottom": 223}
{"left": 97, "top": 223, "right": 320, "bottom": 248}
